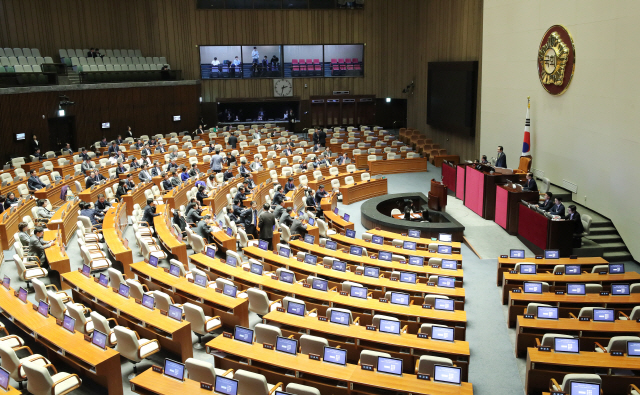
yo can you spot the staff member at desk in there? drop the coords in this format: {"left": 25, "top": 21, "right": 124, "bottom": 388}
{"left": 141, "top": 199, "right": 160, "bottom": 235}
{"left": 27, "top": 170, "right": 46, "bottom": 191}
{"left": 495, "top": 146, "right": 507, "bottom": 168}
{"left": 234, "top": 187, "right": 247, "bottom": 207}
{"left": 522, "top": 173, "right": 538, "bottom": 192}
{"left": 538, "top": 191, "right": 553, "bottom": 211}
{"left": 549, "top": 197, "right": 565, "bottom": 217}
{"left": 272, "top": 185, "right": 286, "bottom": 208}
{"left": 258, "top": 203, "right": 276, "bottom": 250}
{"left": 291, "top": 216, "right": 308, "bottom": 239}
{"left": 196, "top": 215, "right": 215, "bottom": 244}
{"left": 314, "top": 185, "right": 329, "bottom": 207}
{"left": 284, "top": 177, "right": 296, "bottom": 194}
{"left": 30, "top": 226, "right": 53, "bottom": 268}
{"left": 280, "top": 207, "right": 293, "bottom": 227}
{"left": 115, "top": 180, "right": 127, "bottom": 202}
{"left": 565, "top": 205, "right": 584, "bottom": 245}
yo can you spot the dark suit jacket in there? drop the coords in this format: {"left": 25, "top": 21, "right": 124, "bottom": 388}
{"left": 273, "top": 205, "right": 285, "bottom": 220}
{"left": 538, "top": 199, "right": 553, "bottom": 211}
{"left": 108, "top": 145, "right": 118, "bottom": 155}
{"left": 272, "top": 192, "right": 285, "bottom": 206}
{"left": 186, "top": 209, "right": 203, "bottom": 224}
{"left": 318, "top": 131, "right": 327, "bottom": 146}
{"left": 284, "top": 182, "right": 296, "bottom": 194}
{"left": 280, "top": 212, "right": 293, "bottom": 228}
{"left": 115, "top": 185, "right": 128, "bottom": 201}
{"left": 161, "top": 179, "right": 172, "bottom": 191}
{"left": 258, "top": 211, "right": 275, "bottom": 239}
{"left": 549, "top": 203, "right": 565, "bottom": 217}
{"left": 565, "top": 212, "right": 584, "bottom": 234}
{"left": 312, "top": 133, "right": 319, "bottom": 145}
{"left": 495, "top": 152, "right": 507, "bottom": 168}
{"left": 141, "top": 205, "right": 159, "bottom": 226}
{"left": 28, "top": 176, "right": 46, "bottom": 190}
{"left": 151, "top": 167, "right": 162, "bottom": 177}
{"left": 228, "top": 136, "right": 238, "bottom": 149}
{"left": 290, "top": 219, "right": 308, "bottom": 237}
{"left": 86, "top": 177, "right": 97, "bottom": 189}
{"left": 240, "top": 208, "right": 258, "bottom": 228}
{"left": 305, "top": 196, "right": 316, "bottom": 209}
{"left": 115, "top": 166, "right": 127, "bottom": 175}
{"left": 523, "top": 178, "right": 538, "bottom": 192}
{"left": 29, "top": 235, "right": 49, "bottom": 263}
{"left": 196, "top": 220, "right": 212, "bottom": 240}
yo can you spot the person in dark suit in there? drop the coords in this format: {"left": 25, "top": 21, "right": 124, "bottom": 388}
{"left": 223, "top": 168, "right": 234, "bottom": 182}
{"left": 87, "top": 48, "right": 95, "bottom": 57}
{"left": 238, "top": 161, "right": 251, "bottom": 178}
{"left": 85, "top": 170, "right": 98, "bottom": 189}
{"left": 194, "top": 125, "right": 205, "bottom": 135}
{"left": 305, "top": 189, "right": 317, "bottom": 213}
{"left": 61, "top": 143, "right": 73, "bottom": 155}
{"left": 80, "top": 201, "right": 103, "bottom": 228}
{"left": 100, "top": 138, "right": 108, "bottom": 147}
{"left": 107, "top": 142, "right": 118, "bottom": 155}
{"left": 196, "top": 216, "right": 214, "bottom": 243}
{"left": 234, "top": 187, "right": 247, "bottom": 207}
{"left": 196, "top": 185, "right": 207, "bottom": 206}
{"left": 280, "top": 207, "right": 293, "bottom": 227}
{"left": 272, "top": 185, "right": 286, "bottom": 207}
{"left": 124, "top": 174, "right": 136, "bottom": 189}
{"left": 318, "top": 129, "right": 327, "bottom": 147}
{"left": 282, "top": 145, "right": 293, "bottom": 157}
{"left": 495, "top": 146, "right": 507, "bottom": 168}
{"left": 290, "top": 218, "right": 308, "bottom": 239}
{"left": 283, "top": 177, "right": 296, "bottom": 194}
{"left": 115, "top": 180, "right": 127, "bottom": 202}
{"left": 156, "top": 143, "right": 166, "bottom": 154}
{"left": 160, "top": 173, "right": 172, "bottom": 191}
{"left": 138, "top": 164, "right": 152, "bottom": 183}
{"left": 167, "top": 159, "right": 179, "bottom": 171}
{"left": 522, "top": 173, "right": 538, "bottom": 192}
{"left": 565, "top": 205, "right": 584, "bottom": 234}
{"left": 30, "top": 227, "right": 52, "bottom": 267}
{"left": 548, "top": 197, "right": 565, "bottom": 217}
{"left": 228, "top": 133, "right": 238, "bottom": 149}
{"left": 538, "top": 192, "right": 553, "bottom": 211}
{"left": 187, "top": 205, "right": 204, "bottom": 224}
{"left": 170, "top": 171, "right": 181, "bottom": 188}
{"left": 150, "top": 162, "right": 163, "bottom": 177}
{"left": 79, "top": 149, "right": 90, "bottom": 161}
{"left": 31, "top": 135, "right": 40, "bottom": 153}
{"left": 243, "top": 176, "right": 256, "bottom": 192}
{"left": 126, "top": 126, "right": 133, "bottom": 138}
{"left": 240, "top": 201, "right": 259, "bottom": 239}
{"left": 312, "top": 130, "right": 319, "bottom": 146}
{"left": 115, "top": 161, "right": 128, "bottom": 176}
{"left": 27, "top": 170, "right": 46, "bottom": 190}
{"left": 94, "top": 194, "right": 111, "bottom": 214}
{"left": 258, "top": 203, "right": 276, "bottom": 250}
{"left": 337, "top": 153, "right": 348, "bottom": 166}
{"left": 273, "top": 204, "right": 285, "bottom": 221}
{"left": 116, "top": 135, "right": 124, "bottom": 144}
{"left": 287, "top": 110, "right": 295, "bottom": 133}
{"left": 141, "top": 199, "right": 160, "bottom": 232}
{"left": 314, "top": 185, "right": 328, "bottom": 206}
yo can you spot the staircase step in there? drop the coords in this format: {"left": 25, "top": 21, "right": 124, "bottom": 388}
{"left": 587, "top": 234, "right": 622, "bottom": 243}
{"left": 599, "top": 242, "right": 628, "bottom": 253}
{"left": 603, "top": 251, "right": 634, "bottom": 262}
{"left": 589, "top": 221, "right": 614, "bottom": 228}
{"left": 588, "top": 226, "right": 617, "bottom": 235}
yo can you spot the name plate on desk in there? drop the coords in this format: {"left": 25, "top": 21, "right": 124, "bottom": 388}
{"left": 611, "top": 351, "right": 624, "bottom": 356}
{"left": 417, "top": 374, "right": 431, "bottom": 381}
{"left": 422, "top": 304, "right": 431, "bottom": 309}
{"left": 263, "top": 343, "right": 274, "bottom": 350}
{"left": 303, "top": 283, "right": 310, "bottom": 288}
{"left": 600, "top": 292, "right": 610, "bottom": 296}
{"left": 389, "top": 277, "right": 398, "bottom": 281}
{"left": 366, "top": 325, "right": 376, "bottom": 331}
{"left": 555, "top": 272, "right": 563, "bottom": 275}
{"left": 355, "top": 272, "right": 362, "bottom": 276}
{"left": 56, "top": 319, "right": 63, "bottom": 326}
{"left": 187, "top": 278, "right": 194, "bottom": 283}
{"left": 538, "top": 346, "right": 551, "bottom": 352}
{"left": 361, "top": 364, "right": 374, "bottom": 371}
{"left": 399, "top": 261, "right": 406, "bottom": 264}
{"left": 523, "top": 314, "right": 535, "bottom": 319}
{"left": 309, "top": 353, "right": 320, "bottom": 361}
{"left": 535, "top": 256, "right": 543, "bottom": 259}
{"left": 276, "top": 307, "right": 285, "bottom": 312}
{"left": 379, "top": 298, "right": 388, "bottom": 303}
{"left": 339, "top": 291, "right": 347, "bottom": 296}
{"left": 160, "top": 309, "right": 168, "bottom": 316}
{"left": 427, "top": 282, "right": 435, "bottom": 286}
{"left": 431, "top": 265, "right": 439, "bottom": 268}
{"left": 550, "top": 392, "right": 566, "bottom": 395}
{"left": 318, "top": 316, "right": 328, "bottom": 322}
{"left": 599, "top": 271, "right": 607, "bottom": 275}
{"left": 579, "top": 317, "right": 591, "bottom": 322}
{"left": 83, "top": 334, "right": 91, "bottom": 342}
{"left": 215, "top": 288, "right": 223, "bottom": 293}
{"left": 32, "top": 304, "right": 39, "bottom": 311}
{"left": 271, "top": 275, "right": 278, "bottom": 280}
{"left": 555, "top": 291, "right": 565, "bottom": 295}
{"left": 323, "top": 264, "right": 331, "bottom": 269}
{"left": 152, "top": 365, "right": 164, "bottom": 373}
{"left": 93, "top": 277, "right": 99, "bottom": 283}
{"left": 500, "top": 255, "right": 508, "bottom": 258}
{"left": 242, "top": 267, "right": 250, "bottom": 272}
{"left": 509, "top": 270, "right": 517, "bottom": 274}
{"left": 511, "top": 289, "right": 522, "bottom": 293}
{"left": 417, "top": 333, "right": 429, "bottom": 339}
{"left": 222, "top": 332, "right": 233, "bottom": 339}
{"left": 201, "top": 382, "right": 214, "bottom": 391}
{"left": 112, "top": 287, "right": 119, "bottom": 293}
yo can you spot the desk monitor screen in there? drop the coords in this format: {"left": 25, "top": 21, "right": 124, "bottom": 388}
{"left": 312, "top": 278, "right": 328, "bottom": 292}
{"left": 278, "top": 246, "right": 291, "bottom": 258}
{"left": 378, "top": 318, "right": 400, "bottom": 335}
{"left": 234, "top": 326, "right": 254, "bottom": 344}
{"left": 323, "top": 346, "right": 347, "bottom": 366}
{"left": 168, "top": 305, "right": 182, "bottom": 321}
{"left": 570, "top": 382, "right": 600, "bottom": 395}
{"left": 308, "top": 217, "right": 315, "bottom": 226}
{"left": 593, "top": 309, "right": 615, "bottom": 322}
{"left": 510, "top": 249, "right": 525, "bottom": 259}
{"left": 441, "top": 260, "right": 457, "bottom": 270}
{"left": 142, "top": 294, "right": 155, "bottom": 310}
{"left": 257, "top": 240, "right": 268, "bottom": 251}
{"left": 81, "top": 264, "right": 91, "bottom": 276}
{"left": 219, "top": 220, "right": 224, "bottom": 228}
{"left": 350, "top": 286, "right": 368, "bottom": 299}
{"left": 437, "top": 245, "right": 452, "bottom": 255}
{"left": 343, "top": 213, "right": 350, "bottom": 222}
{"left": 304, "top": 254, "right": 317, "bottom": 265}
{"left": 439, "top": 233, "right": 452, "bottom": 242}
{"left": 92, "top": 329, "right": 108, "bottom": 350}
{"left": 303, "top": 234, "right": 315, "bottom": 244}
{"left": 565, "top": 264, "right": 581, "bottom": 275}
{"left": 164, "top": 359, "right": 185, "bottom": 381}
{"left": 554, "top": 337, "right": 579, "bottom": 353}
{"left": 226, "top": 227, "right": 233, "bottom": 237}
{"left": 628, "top": 341, "right": 640, "bottom": 357}
{"left": 98, "top": 273, "right": 108, "bottom": 287}
{"left": 364, "top": 266, "right": 379, "bottom": 278}
{"left": 275, "top": 392, "right": 295, "bottom": 395}
{"left": 537, "top": 306, "right": 559, "bottom": 320}
{"left": 250, "top": 261, "right": 263, "bottom": 275}
{"left": 194, "top": 274, "right": 208, "bottom": 288}
{"left": 399, "top": 272, "right": 416, "bottom": 284}
{"left": 345, "top": 229, "right": 356, "bottom": 238}
{"left": 544, "top": 249, "right": 559, "bottom": 259}
{"left": 334, "top": 207, "right": 339, "bottom": 215}
{"left": 226, "top": 256, "right": 237, "bottom": 267}
{"left": 223, "top": 284, "right": 237, "bottom": 298}
{"left": 609, "top": 263, "right": 625, "bottom": 274}
{"left": 567, "top": 283, "right": 586, "bottom": 295}
{"left": 350, "top": 245, "right": 363, "bottom": 256}
{"left": 325, "top": 240, "right": 337, "bottom": 251}
{"left": 434, "top": 298, "right": 454, "bottom": 311}
{"left": 408, "top": 256, "right": 424, "bottom": 267}
{"left": 214, "top": 376, "right": 239, "bottom": 395}
{"left": 118, "top": 283, "right": 130, "bottom": 298}
{"left": 371, "top": 235, "right": 384, "bottom": 245}
{"left": 408, "top": 229, "right": 421, "bottom": 238}
{"left": 169, "top": 264, "right": 181, "bottom": 277}
{"left": 523, "top": 282, "right": 543, "bottom": 294}
{"left": 286, "top": 301, "right": 305, "bottom": 316}
{"left": 279, "top": 271, "right": 294, "bottom": 284}
{"left": 378, "top": 250, "right": 392, "bottom": 262}
{"left": 62, "top": 314, "right": 76, "bottom": 333}
{"left": 434, "top": 365, "right": 461, "bottom": 385}
{"left": 2, "top": 276, "right": 9, "bottom": 290}
{"left": 18, "top": 287, "right": 28, "bottom": 303}
{"left": 329, "top": 310, "right": 350, "bottom": 326}
{"left": 377, "top": 356, "right": 403, "bottom": 376}
{"left": 612, "top": 283, "right": 630, "bottom": 295}
{"left": 431, "top": 326, "right": 455, "bottom": 342}
{"left": 275, "top": 336, "right": 298, "bottom": 355}
{"left": 403, "top": 241, "right": 416, "bottom": 251}
{"left": 206, "top": 246, "right": 217, "bottom": 258}
{"left": 519, "top": 264, "right": 536, "bottom": 274}
{"left": 149, "top": 255, "right": 159, "bottom": 267}
{"left": 390, "top": 292, "right": 410, "bottom": 306}
{"left": 437, "top": 276, "right": 455, "bottom": 288}
{"left": 0, "top": 367, "right": 9, "bottom": 391}
{"left": 332, "top": 260, "right": 346, "bottom": 272}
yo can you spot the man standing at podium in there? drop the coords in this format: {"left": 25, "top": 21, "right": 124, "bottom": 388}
{"left": 495, "top": 146, "right": 507, "bottom": 168}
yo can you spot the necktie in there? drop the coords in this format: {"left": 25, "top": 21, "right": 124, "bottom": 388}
{"left": 253, "top": 210, "right": 257, "bottom": 226}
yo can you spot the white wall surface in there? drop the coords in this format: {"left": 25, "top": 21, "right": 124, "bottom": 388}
{"left": 481, "top": 0, "right": 640, "bottom": 260}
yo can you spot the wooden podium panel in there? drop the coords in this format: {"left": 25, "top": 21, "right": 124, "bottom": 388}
{"left": 368, "top": 157, "right": 428, "bottom": 176}
{"left": 517, "top": 203, "right": 574, "bottom": 256}
{"left": 494, "top": 185, "right": 539, "bottom": 235}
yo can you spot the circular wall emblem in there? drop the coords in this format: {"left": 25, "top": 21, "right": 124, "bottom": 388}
{"left": 537, "top": 25, "right": 575, "bottom": 95}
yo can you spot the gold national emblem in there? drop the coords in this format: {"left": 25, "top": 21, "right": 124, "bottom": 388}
{"left": 537, "top": 25, "right": 575, "bottom": 95}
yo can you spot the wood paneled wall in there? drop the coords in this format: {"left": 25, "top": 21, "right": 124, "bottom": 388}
{"left": 0, "top": 0, "right": 483, "bottom": 158}
{"left": 0, "top": 84, "right": 200, "bottom": 162}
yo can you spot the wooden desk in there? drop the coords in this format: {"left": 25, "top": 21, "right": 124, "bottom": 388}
{"left": 496, "top": 256, "right": 609, "bottom": 286}
{"left": 432, "top": 155, "right": 460, "bottom": 168}
{"left": 323, "top": 210, "right": 354, "bottom": 233}
{"left": 130, "top": 262, "right": 249, "bottom": 328}
{"left": 517, "top": 203, "right": 574, "bottom": 257}
{"left": 494, "top": 185, "right": 539, "bottom": 235}
{"left": 515, "top": 316, "right": 640, "bottom": 357}
{"left": 163, "top": 178, "right": 195, "bottom": 212}
{"left": 0, "top": 286, "right": 123, "bottom": 395}
{"left": 0, "top": 197, "right": 35, "bottom": 250}
{"left": 393, "top": 212, "right": 423, "bottom": 220}
{"left": 526, "top": 348, "right": 640, "bottom": 395}
{"left": 329, "top": 234, "right": 463, "bottom": 264}
{"left": 368, "top": 157, "right": 428, "bottom": 176}
{"left": 340, "top": 178, "right": 388, "bottom": 205}
{"left": 62, "top": 271, "right": 193, "bottom": 362}
{"left": 43, "top": 230, "right": 72, "bottom": 289}
{"left": 102, "top": 204, "right": 135, "bottom": 278}
{"left": 507, "top": 291, "right": 640, "bottom": 327}
{"left": 46, "top": 199, "right": 80, "bottom": 246}
{"left": 320, "top": 191, "right": 338, "bottom": 212}
{"left": 287, "top": 240, "right": 464, "bottom": 281}
{"left": 78, "top": 178, "right": 119, "bottom": 203}
{"left": 241, "top": 246, "right": 465, "bottom": 302}
{"left": 501, "top": 272, "right": 640, "bottom": 304}
{"left": 0, "top": 178, "right": 29, "bottom": 200}
{"left": 130, "top": 369, "right": 213, "bottom": 395}
{"left": 122, "top": 182, "right": 154, "bottom": 215}
{"left": 464, "top": 166, "right": 527, "bottom": 221}
{"left": 34, "top": 175, "right": 83, "bottom": 207}
{"left": 307, "top": 170, "right": 366, "bottom": 192}
{"left": 366, "top": 229, "right": 462, "bottom": 250}
{"left": 263, "top": 310, "right": 471, "bottom": 380}
{"left": 154, "top": 204, "right": 188, "bottom": 264}
{"left": 190, "top": 254, "right": 467, "bottom": 338}
{"left": 207, "top": 336, "right": 473, "bottom": 395}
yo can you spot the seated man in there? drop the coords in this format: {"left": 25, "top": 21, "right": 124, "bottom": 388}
{"left": 522, "top": 173, "right": 538, "bottom": 192}
{"left": 290, "top": 217, "right": 308, "bottom": 239}
{"left": 223, "top": 167, "right": 234, "bottom": 182}
{"left": 314, "top": 185, "right": 329, "bottom": 207}
{"left": 548, "top": 197, "right": 565, "bottom": 217}
{"left": 272, "top": 185, "right": 286, "bottom": 207}
{"left": 79, "top": 201, "right": 103, "bottom": 229}
{"left": 27, "top": 169, "right": 46, "bottom": 191}
{"left": 538, "top": 192, "right": 553, "bottom": 211}
{"left": 234, "top": 187, "right": 247, "bottom": 207}
{"left": 565, "top": 204, "right": 584, "bottom": 243}
{"left": 35, "top": 199, "right": 54, "bottom": 221}
{"left": 283, "top": 177, "right": 296, "bottom": 194}
{"left": 280, "top": 207, "right": 294, "bottom": 228}
{"left": 161, "top": 173, "right": 173, "bottom": 191}
{"left": 94, "top": 194, "right": 111, "bottom": 214}
{"left": 196, "top": 215, "right": 215, "bottom": 244}
{"left": 29, "top": 226, "right": 53, "bottom": 268}
{"left": 115, "top": 161, "right": 128, "bottom": 176}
